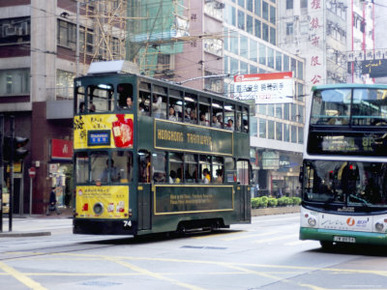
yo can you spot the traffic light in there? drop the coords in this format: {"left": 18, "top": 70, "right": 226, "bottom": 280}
{"left": 3, "top": 136, "right": 29, "bottom": 161}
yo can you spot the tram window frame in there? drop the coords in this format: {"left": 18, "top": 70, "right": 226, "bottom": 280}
{"left": 76, "top": 86, "right": 86, "bottom": 114}
{"left": 242, "top": 106, "right": 249, "bottom": 133}
{"left": 169, "top": 152, "right": 183, "bottom": 183}
{"left": 212, "top": 156, "right": 224, "bottom": 184}
{"left": 152, "top": 85, "right": 167, "bottom": 119}
{"left": 200, "top": 155, "right": 212, "bottom": 183}
{"left": 236, "top": 106, "right": 242, "bottom": 131}
{"left": 225, "top": 103, "right": 236, "bottom": 130}
{"left": 199, "top": 96, "right": 210, "bottom": 126}
{"left": 168, "top": 90, "right": 183, "bottom": 122}
{"left": 117, "top": 83, "right": 134, "bottom": 110}
{"left": 184, "top": 154, "right": 198, "bottom": 183}
{"left": 212, "top": 99, "right": 223, "bottom": 128}
{"left": 152, "top": 151, "right": 167, "bottom": 183}
{"left": 75, "top": 152, "right": 89, "bottom": 184}
{"left": 184, "top": 93, "right": 198, "bottom": 124}
{"left": 88, "top": 84, "right": 114, "bottom": 113}
{"left": 138, "top": 150, "right": 151, "bottom": 183}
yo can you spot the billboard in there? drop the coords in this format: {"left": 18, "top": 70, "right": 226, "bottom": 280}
{"left": 231, "top": 72, "right": 295, "bottom": 104}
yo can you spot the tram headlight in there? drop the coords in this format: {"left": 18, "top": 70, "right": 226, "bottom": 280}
{"left": 375, "top": 222, "right": 384, "bottom": 232}
{"left": 308, "top": 217, "right": 317, "bottom": 227}
{"left": 93, "top": 202, "right": 104, "bottom": 215}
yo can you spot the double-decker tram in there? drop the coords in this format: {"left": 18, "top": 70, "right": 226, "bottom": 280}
{"left": 73, "top": 61, "right": 251, "bottom": 236}
{"left": 300, "top": 84, "right": 387, "bottom": 247}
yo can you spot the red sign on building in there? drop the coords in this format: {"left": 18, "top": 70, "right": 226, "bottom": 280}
{"left": 51, "top": 139, "right": 73, "bottom": 160}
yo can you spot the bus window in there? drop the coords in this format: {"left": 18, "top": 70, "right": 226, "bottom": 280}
{"left": 76, "top": 86, "right": 86, "bottom": 114}
{"left": 200, "top": 155, "right": 212, "bottom": 183}
{"left": 139, "top": 151, "right": 151, "bottom": 183}
{"left": 90, "top": 152, "right": 109, "bottom": 184}
{"left": 75, "top": 152, "right": 89, "bottom": 184}
{"left": 88, "top": 84, "right": 114, "bottom": 113}
{"left": 169, "top": 152, "right": 183, "bottom": 183}
{"left": 112, "top": 151, "right": 133, "bottom": 183}
{"left": 152, "top": 152, "right": 167, "bottom": 183}
{"left": 117, "top": 83, "right": 133, "bottom": 110}
{"left": 184, "top": 154, "right": 198, "bottom": 183}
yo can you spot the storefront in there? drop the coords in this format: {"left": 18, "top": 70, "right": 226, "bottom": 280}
{"left": 49, "top": 139, "right": 73, "bottom": 208}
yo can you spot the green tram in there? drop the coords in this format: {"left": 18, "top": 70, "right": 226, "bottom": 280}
{"left": 73, "top": 62, "right": 251, "bottom": 236}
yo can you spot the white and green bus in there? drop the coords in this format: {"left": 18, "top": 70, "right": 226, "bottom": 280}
{"left": 300, "top": 84, "right": 387, "bottom": 248}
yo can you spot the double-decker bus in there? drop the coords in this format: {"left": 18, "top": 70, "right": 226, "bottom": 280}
{"left": 300, "top": 83, "right": 387, "bottom": 248}
{"left": 72, "top": 61, "right": 251, "bottom": 236}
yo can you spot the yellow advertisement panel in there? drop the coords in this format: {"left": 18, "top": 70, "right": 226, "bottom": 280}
{"left": 76, "top": 185, "right": 129, "bottom": 219}
{"left": 74, "top": 114, "right": 134, "bottom": 149}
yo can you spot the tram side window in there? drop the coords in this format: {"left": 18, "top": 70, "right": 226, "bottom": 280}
{"left": 200, "top": 155, "right": 212, "bottom": 184}
{"left": 169, "top": 152, "right": 183, "bottom": 183}
{"left": 139, "top": 151, "right": 151, "bottom": 183}
{"left": 117, "top": 83, "right": 133, "bottom": 110}
{"left": 185, "top": 154, "right": 198, "bottom": 183}
{"left": 169, "top": 90, "right": 183, "bottom": 121}
{"left": 185, "top": 93, "right": 198, "bottom": 124}
{"left": 75, "top": 152, "right": 89, "bottom": 184}
{"left": 76, "top": 86, "right": 86, "bottom": 114}
{"left": 236, "top": 107, "right": 242, "bottom": 131}
{"left": 112, "top": 151, "right": 133, "bottom": 183}
{"left": 237, "top": 160, "right": 250, "bottom": 185}
{"left": 139, "top": 91, "right": 151, "bottom": 115}
{"left": 152, "top": 86, "right": 167, "bottom": 119}
{"left": 225, "top": 103, "right": 235, "bottom": 130}
{"left": 242, "top": 106, "right": 249, "bottom": 133}
{"left": 212, "top": 100, "right": 223, "bottom": 128}
{"left": 224, "top": 157, "right": 236, "bottom": 183}
{"left": 212, "top": 156, "right": 224, "bottom": 184}
{"left": 199, "top": 97, "right": 210, "bottom": 126}
{"left": 88, "top": 84, "right": 114, "bottom": 113}
{"left": 152, "top": 152, "right": 167, "bottom": 183}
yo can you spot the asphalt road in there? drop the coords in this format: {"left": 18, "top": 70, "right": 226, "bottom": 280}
{"left": 0, "top": 214, "right": 386, "bottom": 289}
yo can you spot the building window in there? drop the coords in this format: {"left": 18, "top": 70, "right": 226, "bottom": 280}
{"left": 255, "top": 0, "right": 261, "bottom": 16}
{"left": 238, "top": 10, "right": 245, "bottom": 30}
{"left": 286, "top": 23, "right": 293, "bottom": 36}
{"left": 262, "top": 1, "right": 269, "bottom": 21}
{"left": 286, "top": 0, "right": 293, "bottom": 9}
{"left": 301, "top": 0, "right": 307, "bottom": 8}
{"left": 255, "top": 19, "right": 261, "bottom": 38}
{"left": 0, "top": 17, "right": 30, "bottom": 44}
{"left": 58, "top": 20, "right": 76, "bottom": 49}
{"left": 259, "top": 118, "right": 267, "bottom": 138}
{"left": 262, "top": 23, "right": 269, "bottom": 41}
{"left": 0, "top": 69, "right": 30, "bottom": 96}
{"left": 57, "top": 70, "right": 75, "bottom": 99}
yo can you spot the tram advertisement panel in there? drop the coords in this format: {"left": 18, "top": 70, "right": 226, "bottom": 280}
{"left": 75, "top": 185, "right": 129, "bottom": 219}
{"left": 154, "top": 185, "right": 233, "bottom": 215}
{"left": 74, "top": 114, "right": 134, "bottom": 149}
{"left": 155, "top": 120, "right": 233, "bottom": 155}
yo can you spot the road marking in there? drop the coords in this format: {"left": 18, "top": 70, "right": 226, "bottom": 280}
{"left": 0, "top": 261, "right": 46, "bottom": 290}
{"left": 105, "top": 257, "right": 204, "bottom": 290}
{"left": 221, "top": 231, "right": 279, "bottom": 241}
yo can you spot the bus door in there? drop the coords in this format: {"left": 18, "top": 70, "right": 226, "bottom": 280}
{"left": 137, "top": 151, "right": 152, "bottom": 230}
{"left": 236, "top": 160, "right": 251, "bottom": 222}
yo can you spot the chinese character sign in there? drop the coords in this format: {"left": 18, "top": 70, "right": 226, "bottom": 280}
{"left": 232, "top": 72, "right": 294, "bottom": 104}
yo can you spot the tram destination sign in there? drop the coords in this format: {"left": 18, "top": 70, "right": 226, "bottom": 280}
{"left": 154, "top": 120, "right": 233, "bottom": 156}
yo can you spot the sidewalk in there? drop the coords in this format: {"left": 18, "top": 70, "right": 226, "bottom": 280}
{"left": 0, "top": 207, "right": 73, "bottom": 237}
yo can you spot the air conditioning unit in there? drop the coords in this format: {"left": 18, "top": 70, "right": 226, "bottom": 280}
{"left": 3, "top": 24, "right": 16, "bottom": 36}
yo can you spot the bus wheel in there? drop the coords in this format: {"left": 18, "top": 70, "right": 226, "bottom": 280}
{"left": 320, "top": 241, "right": 334, "bottom": 249}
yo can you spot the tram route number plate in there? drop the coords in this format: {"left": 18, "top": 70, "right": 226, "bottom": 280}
{"left": 333, "top": 236, "right": 356, "bottom": 243}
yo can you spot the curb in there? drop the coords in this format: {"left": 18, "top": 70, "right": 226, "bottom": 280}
{"left": 252, "top": 206, "right": 300, "bottom": 216}
{"left": 0, "top": 231, "right": 51, "bottom": 238}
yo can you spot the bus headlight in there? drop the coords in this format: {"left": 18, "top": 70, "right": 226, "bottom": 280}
{"left": 375, "top": 222, "right": 384, "bottom": 231}
{"left": 93, "top": 203, "right": 104, "bottom": 215}
{"left": 308, "top": 217, "right": 317, "bottom": 227}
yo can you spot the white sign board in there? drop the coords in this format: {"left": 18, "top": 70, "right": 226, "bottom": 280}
{"left": 231, "top": 72, "right": 294, "bottom": 104}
